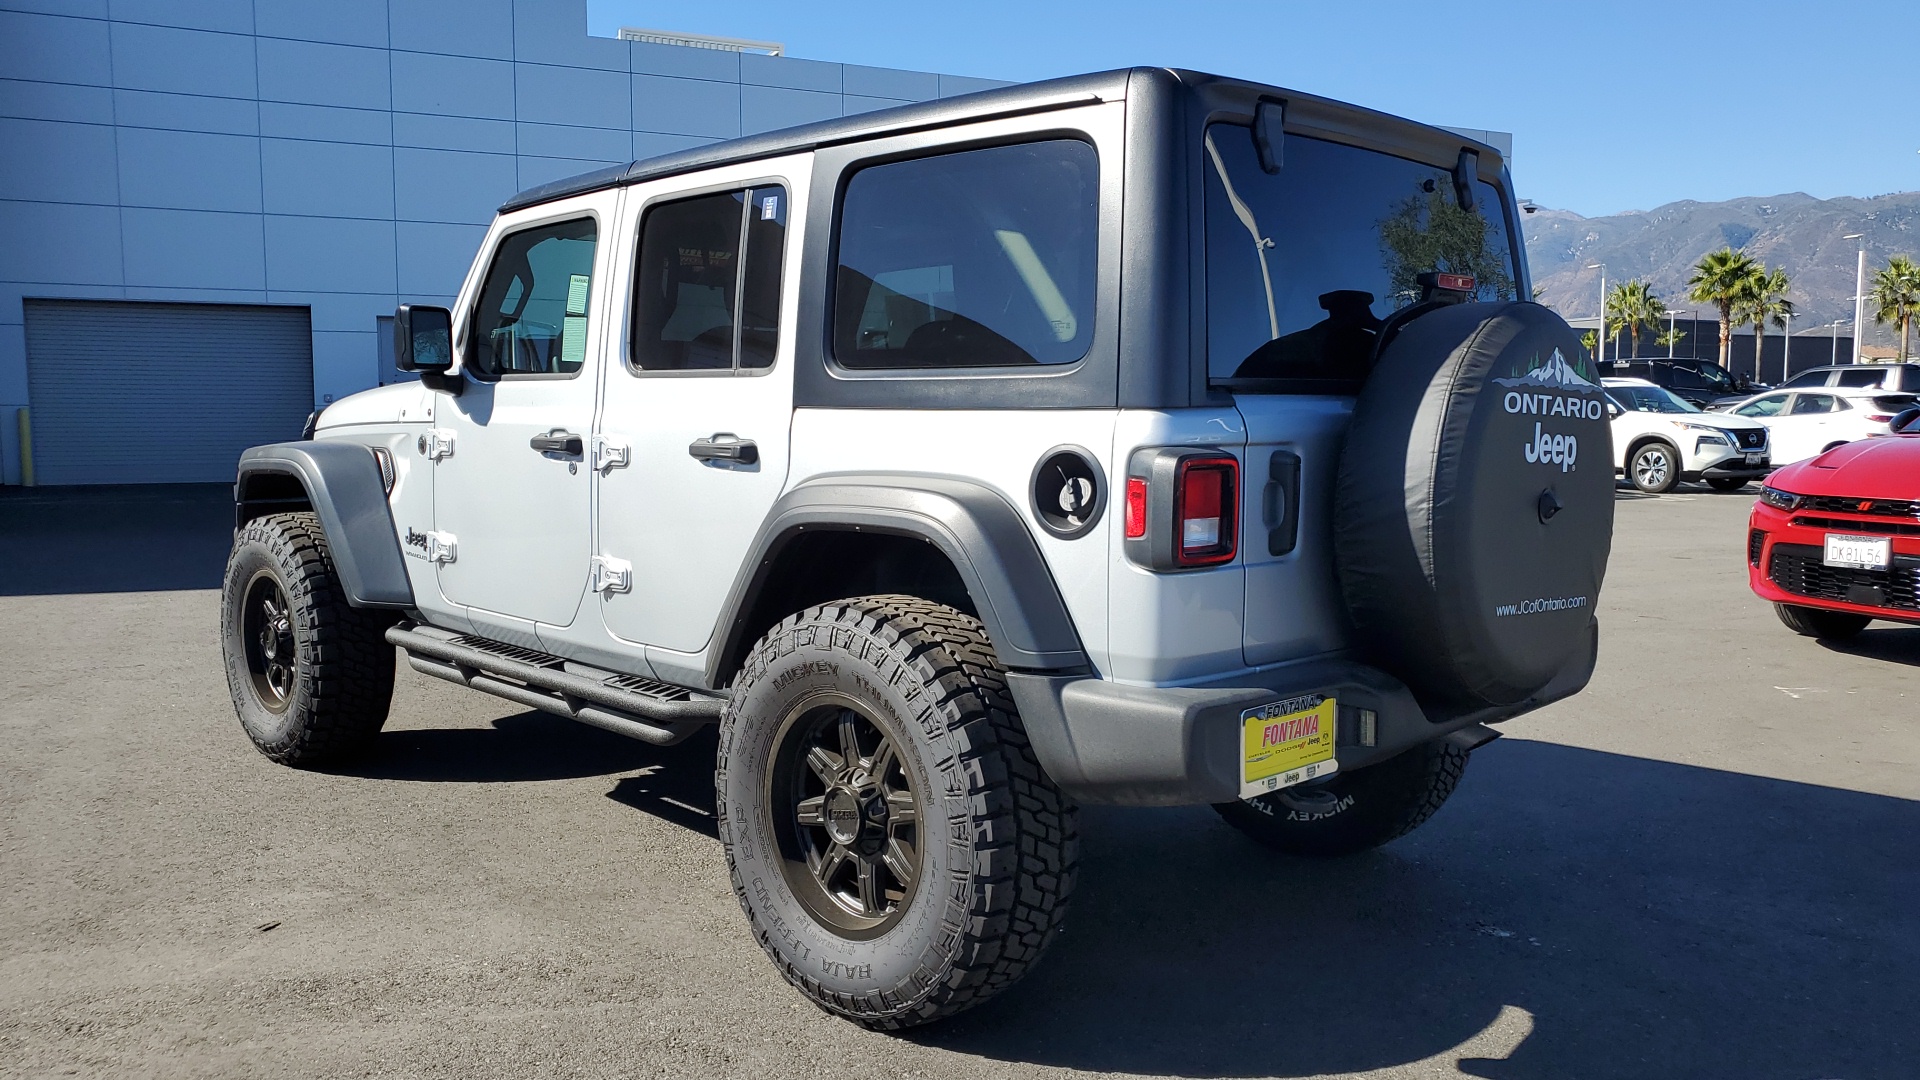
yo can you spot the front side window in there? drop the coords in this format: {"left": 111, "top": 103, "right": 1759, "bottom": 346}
{"left": 631, "top": 186, "right": 788, "bottom": 372}
{"left": 1204, "top": 124, "right": 1518, "bottom": 389}
{"left": 1781, "top": 370, "right": 1829, "bottom": 389}
{"left": 470, "top": 218, "right": 597, "bottom": 377}
{"left": 833, "top": 139, "right": 1099, "bottom": 369}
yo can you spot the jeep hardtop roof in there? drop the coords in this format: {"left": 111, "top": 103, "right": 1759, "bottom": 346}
{"left": 498, "top": 66, "right": 1511, "bottom": 214}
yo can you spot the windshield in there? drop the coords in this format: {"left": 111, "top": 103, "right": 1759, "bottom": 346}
{"left": 1608, "top": 384, "right": 1700, "bottom": 414}
{"left": 1203, "top": 124, "right": 1519, "bottom": 391}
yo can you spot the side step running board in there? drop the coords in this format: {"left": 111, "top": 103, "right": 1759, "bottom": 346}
{"left": 385, "top": 623, "right": 724, "bottom": 747}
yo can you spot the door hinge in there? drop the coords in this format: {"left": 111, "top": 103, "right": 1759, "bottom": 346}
{"left": 426, "top": 531, "right": 457, "bottom": 564}
{"left": 592, "top": 435, "right": 629, "bottom": 472}
{"left": 417, "top": 428, "right": 455, "bottom": 460}
{"left": 590, "top": 555, "right": 632, "bottom": 594}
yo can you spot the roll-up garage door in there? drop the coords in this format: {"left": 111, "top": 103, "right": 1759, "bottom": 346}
{"left": 24, "top": 300, "right": 313, "bottom": 485}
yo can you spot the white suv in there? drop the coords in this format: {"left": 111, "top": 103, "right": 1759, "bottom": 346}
{"left": 1603, "top": 376, "right": 1771, "bottom": 492}
{"left": 219, "top": 68, "right": 1613, "bottom": 1030}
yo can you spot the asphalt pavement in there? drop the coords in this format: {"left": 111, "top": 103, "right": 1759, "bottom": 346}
{"left": 1, "top": 483, "right": 1915, "bottom": 1079}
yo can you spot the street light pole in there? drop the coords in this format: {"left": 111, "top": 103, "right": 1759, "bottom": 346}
{"left": 1831, "top": 319, "right": 1843, "bottom": 364}
{"left": 1587, "top": 262, "right": 1606, "bottom": 365}
{"left": 1668, "top": 307, "right": 1678, "bottom": 359}
{"left": 1845, "top": 233, "right": 1867, "bottom": 364}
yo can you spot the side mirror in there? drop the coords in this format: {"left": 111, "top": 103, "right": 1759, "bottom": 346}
{"left": 395, "top": 304, "right": 453, "bottom": 373}
{"left": 1892, "top": 407, "right": 1920, "bottom": 434}
{"left": 1606, "top": 402, "right": 1622, "bottom": 418}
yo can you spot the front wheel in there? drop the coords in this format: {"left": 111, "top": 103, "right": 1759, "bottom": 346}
{"left": 1628, "top": 442, "right": 1680, "bottom": 493}
{"left": 1706, "top": 477, "right": 1749, "bottom": 492}
{"left": 717, "top": 595, "right": 1077, "bottom": 1029}
{"left": 1774, "top": 603, "right": 1871, "bottom": 640}
{"left": 220, "top": 512, "right": 394, "bottom": 766}
{"left": 1214, "top": 738, "right": 1468, "bottom": 857}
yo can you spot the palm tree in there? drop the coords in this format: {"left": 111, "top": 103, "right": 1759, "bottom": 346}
{"left": 1688, "top": 247, "right": 1761, "bottom": 368}
{"left": 1655, "top": 325, "right": 1688, "bottom": 355}
{"left": 1736, "top": 266, "right": 1793, "bottom": 376}
{"left": 1607, "top": 279, "right": 1666, "bottom": 357}
{"left": 1579, "top": 329, "right": 1599, "bottom": 362}
{"left": 1870, "top": 254, "right": 1920, "bottom": 362}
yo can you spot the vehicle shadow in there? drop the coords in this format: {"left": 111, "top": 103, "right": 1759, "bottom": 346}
{"left": 905, "top": 738, "right": 1918, "bottom": 1080}
{"left": 0, "top": 483, "right": 232, "bottom": 595}
{"left": 1819, "top": 624, "right": 1920, "bottom": 667}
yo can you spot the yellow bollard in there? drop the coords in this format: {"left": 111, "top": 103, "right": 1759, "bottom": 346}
{"left": 16, "top": 407, "right": 32, "bottom": 487}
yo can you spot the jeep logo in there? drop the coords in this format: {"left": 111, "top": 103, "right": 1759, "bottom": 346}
{"left": 404, "top": 528, "right": 429, "bottom": 550}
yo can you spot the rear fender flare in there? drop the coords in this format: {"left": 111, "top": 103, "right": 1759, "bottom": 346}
{"left": 709, "top": 474, "right": 1088, "bottom": 685}
{"left": 235, "top": 441, "right": 414, "bottom": 609}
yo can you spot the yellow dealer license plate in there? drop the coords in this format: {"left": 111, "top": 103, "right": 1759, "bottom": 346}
{"left": 1240, "top": 694, "right": 1339, "bottom": 800}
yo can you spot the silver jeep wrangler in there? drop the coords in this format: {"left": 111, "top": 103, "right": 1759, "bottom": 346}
{"left": 221, "top": 67, "right": 1613, "bottom": 1029}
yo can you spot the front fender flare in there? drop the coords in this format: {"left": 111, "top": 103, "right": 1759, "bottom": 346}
{"left": 709, "top": 474, "right": 1088, "bottom": 684}
{"left": 235, "top": 441, "right": 414, "bottom": 609}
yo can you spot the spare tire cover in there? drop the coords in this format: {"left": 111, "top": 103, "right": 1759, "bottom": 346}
{"left": 1335, "top": 301, "right": 1613, "bottom": 707}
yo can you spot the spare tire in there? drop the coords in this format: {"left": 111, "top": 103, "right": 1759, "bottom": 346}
{"left": 1335, "top": 301, "right": 1613, "bottom": 707}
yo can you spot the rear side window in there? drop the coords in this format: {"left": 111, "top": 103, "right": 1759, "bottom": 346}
{"left": 832, "top": 139, "right": 1099, "bottom": 369}
{"left": 1834, "top": 368, "right": 1883, "bottom": 387}
{"left": 470, "top": 218, "right": 597, "bottom": 378}
{"left": 1203, "top": 124, "right": 1518, "bottom": 390}
{"left": 1791, "top": 393, "right": 1838, "bottom": 414}
{"left": 631, "top": 186, "right": 787, "bottom": 372}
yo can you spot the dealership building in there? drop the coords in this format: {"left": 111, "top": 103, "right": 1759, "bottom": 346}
{"left": 0, "top": 0, "right": 1006, "bottom": 484}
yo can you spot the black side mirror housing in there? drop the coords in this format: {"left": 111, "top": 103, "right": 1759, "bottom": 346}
{"left": 394, "top": 304, "right": 460, "bottom": 394}
{"left": 1891, "top": 406, "right": 1920, "bottom": 434}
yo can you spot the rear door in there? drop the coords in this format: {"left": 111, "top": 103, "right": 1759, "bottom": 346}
{"left": 592, "top": 159, "right": 806, "bottom": 656}
{"left": 1198, "top": 119, "right": 1524, "bottom": 665}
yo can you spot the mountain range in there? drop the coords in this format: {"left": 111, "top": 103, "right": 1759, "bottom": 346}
{"left": 1523, "top": 190, "right": 1920, "bottom": 349}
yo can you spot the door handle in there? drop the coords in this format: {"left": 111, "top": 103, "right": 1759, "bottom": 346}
{"left": 689, "top": 433, "right": 757, "bottom": 465}
{"left": 530, "top": 430, "right": 583, "bottom": 456}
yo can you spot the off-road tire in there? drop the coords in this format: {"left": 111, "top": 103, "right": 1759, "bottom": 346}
{"left": 1213, "top": 738, "right": 1469, "bottom": 857}
{"left": 1774, "top": 603, "right": 1871, "bottom": 640}
{"left": 221, "top": 512, "right": 394, "bottom": 766}
{"left": 716, "top": 595, "right": 1077, "bottom": 1030}
{"left": 1629, "top": 442, "right": 1680, "bottom": 493}
{"left": 1706, "top": 477, "right": 1749, "bottom": 492}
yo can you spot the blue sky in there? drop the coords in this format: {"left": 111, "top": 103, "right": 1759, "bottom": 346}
{"left": 588, "top": 0, "right": 1919, "bottom": 218}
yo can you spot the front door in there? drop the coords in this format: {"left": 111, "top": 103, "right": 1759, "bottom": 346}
{"left": 432, "top": 204, "right": 609, "bottom": 632}
{"left": 594, "top": 166, "right": 803, "bottom": 657}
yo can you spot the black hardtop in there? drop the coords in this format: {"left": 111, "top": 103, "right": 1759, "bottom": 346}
{"left": 498, "top": 66, "right": 1510, "bottom": 214}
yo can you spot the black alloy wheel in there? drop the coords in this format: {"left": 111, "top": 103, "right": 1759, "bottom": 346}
{"left": 241, "top": 570, "right": 298, "bottom": 713}
{"left": 769, "top": 695, "right": 920, "bottom": 937}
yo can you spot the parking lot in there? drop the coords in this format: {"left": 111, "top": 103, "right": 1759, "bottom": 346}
{"left": 2, "top": 483, "right": 1915, "bottom": 1080}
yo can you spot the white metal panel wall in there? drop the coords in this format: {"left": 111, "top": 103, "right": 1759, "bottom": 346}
{"left": 24, "top": 300, "right": 314, "bottom": 485}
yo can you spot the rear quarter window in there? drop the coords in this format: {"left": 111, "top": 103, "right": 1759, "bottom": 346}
{"left": 831, "top": 139, "right": 1099, "bottom": 370}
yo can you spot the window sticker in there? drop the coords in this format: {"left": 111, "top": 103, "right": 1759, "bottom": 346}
{"left": 560, "top": 315, "right": 587, "bottom": 367}
{"left": 761, "top": 195, "right": 779, "bottom": 221}
{"left": 566, "top": 273, "right": 590, "bottom": 317}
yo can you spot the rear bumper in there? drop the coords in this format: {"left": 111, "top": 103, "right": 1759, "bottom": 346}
{"left": 1007, "top": 620, "right": 1600, "bottom": 807}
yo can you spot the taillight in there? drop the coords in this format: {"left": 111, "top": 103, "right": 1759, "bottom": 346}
{"left": 1866, "top": 413, "right": 1895, "bottom": 423}
{"left": 1175, "top": 456, "right": 1237, "bottom": 566}
{"left": 1124, "top": 477, "right": 1147, "bottom": 539}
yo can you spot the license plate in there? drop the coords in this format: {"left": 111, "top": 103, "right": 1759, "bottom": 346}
{"left": 1743, "top": 452, "right": 1764, "bottom": 464}
{"left": 1240, "top": 695, "right": 1338, "bottom": 799}
{"left": 1824, "top": 533, "right": 1890, "bottom": 570}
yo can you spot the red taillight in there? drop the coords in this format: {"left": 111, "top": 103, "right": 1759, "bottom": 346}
{"left": 1174, "top": 456, "right": 1237, "bottom": 566}
{"left": 1124, "top": 477, "right": 1147, "bottom": 539}
{"left": 1866, "top": 413, "right": 1895, "bottom": 423}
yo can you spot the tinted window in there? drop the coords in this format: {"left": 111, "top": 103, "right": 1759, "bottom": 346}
{"left": 1781, "top": 369, "right": 1829, "bottom": 388}
{"left": 833, "top": 140, "right": 1098, "bottom": 369}
{"left": 471, "top": 218, "right": 597, "bottom": 377}
{"left": 632, "top": 186, "right": 787, "bottom": 372}
{"left": 1792, "top": 393, "right": 1837, "bottom": 415}
{"left": 1734, "top": 394, "right": 1789, "bottom": 417}
{"left": 1696, "top": 365, "right": 1736, "bottom": 392}
{"left": 1204, "top": 125, "right": 1518, "bottom": 389}
{"left": 1834, "top": 368, "right": 1883, "bottom": 387}
{"left": 1667, "top": 367, "right": 1707, "bottom": 390}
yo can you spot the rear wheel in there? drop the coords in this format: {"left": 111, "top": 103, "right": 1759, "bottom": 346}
{"left": 1629, "top": 442, "right": 1680, "bottom": 493}
{"left": 717, "top": 595, "right": 1077, "bottom": 1029}
{"left": 1214, "top": 738, "right": 1469, "bottom": 857}
{"left": 1706, "top": 477, "right": 1749, "bottom": 492}
{"left": 1774, "top": 603, "right": 1871, "bottom": 640}
{"left": 220, "top": 512, "right": 394, "bottom": 766}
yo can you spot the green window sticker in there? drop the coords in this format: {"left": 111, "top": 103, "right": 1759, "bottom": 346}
{"left": 566, "top": 273, "right": 590, "bottom": 316}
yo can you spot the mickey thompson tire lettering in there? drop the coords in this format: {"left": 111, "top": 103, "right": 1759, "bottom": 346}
{"left": 1213, "top": 739, "right": 1468, "bottom": 858}
{"left": 716, "top": 595, "right": 1078, "bottom": 1030}
{"left": 220, "top": 512, "right": 394, "bottom": 767}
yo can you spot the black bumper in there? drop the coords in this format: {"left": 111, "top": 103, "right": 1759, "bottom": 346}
{"left": 1697, "top": 457, "right": 1771, "bottom": 480}
{"left": 1007, "top": 620, "right": 1600, "bottom": 807}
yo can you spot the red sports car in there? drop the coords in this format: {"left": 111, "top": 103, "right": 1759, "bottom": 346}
{"left": 1750, "top": 408, "right": 1920, "bottom": 638}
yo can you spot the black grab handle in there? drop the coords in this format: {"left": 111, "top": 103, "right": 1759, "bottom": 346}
{"left": 529, "top": 430, "right": 583, "bottom": 456}
{"left": 688, "top": 433, "right": 757, "bottom": 465}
